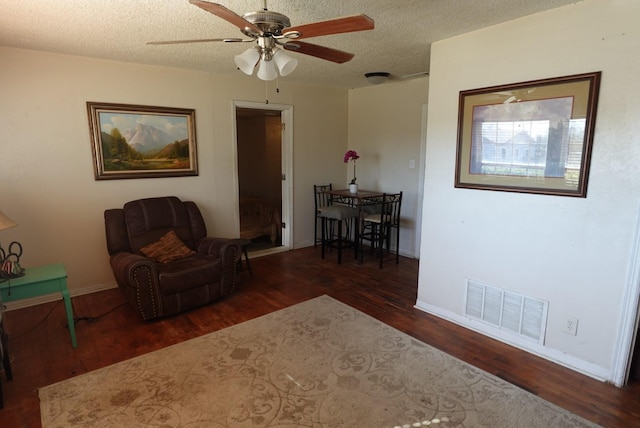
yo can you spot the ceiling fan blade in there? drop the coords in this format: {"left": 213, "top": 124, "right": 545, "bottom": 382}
{"left": 283, "top": 41, "right": 354, "bottom": 64}
{"left": 189, "top": 0, "right": 263, "bottom": 36}
{"left": 285, "top": 15, "right": 374, "bottom": 39}
{"left": 147, "top": 38, "right": 246, "bottom": 45}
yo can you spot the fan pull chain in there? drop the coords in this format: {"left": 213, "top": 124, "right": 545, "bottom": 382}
{"left": 264, "top": 77, "right": 282, "bottom": 104}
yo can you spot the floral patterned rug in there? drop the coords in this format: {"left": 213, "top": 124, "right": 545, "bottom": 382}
{"left": 39, "top": 295, "right": 599, "bottom": 427}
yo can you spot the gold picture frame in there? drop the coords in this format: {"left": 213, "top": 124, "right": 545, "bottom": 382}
{"left": 87, "top": 102, "right": 198, "bottom": 180}
{"left": 455, "top": 72, "right": 601, "bottom": 197}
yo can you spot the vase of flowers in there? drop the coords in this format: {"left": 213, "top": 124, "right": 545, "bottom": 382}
{"left": 344, "top": 149, "right": 359, "bottom": 193}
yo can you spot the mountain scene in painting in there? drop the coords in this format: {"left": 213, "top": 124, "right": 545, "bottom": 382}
{"left": 98, "top": 112, "right": 191, "bottom": 172}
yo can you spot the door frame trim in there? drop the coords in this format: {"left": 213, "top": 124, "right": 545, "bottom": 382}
{"left": 611, "top": 201, "right": 640, "bottom": 385}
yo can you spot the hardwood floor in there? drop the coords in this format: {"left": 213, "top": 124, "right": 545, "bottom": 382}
{"left": 1, "top": 246, "right": 639, "bottom": 427}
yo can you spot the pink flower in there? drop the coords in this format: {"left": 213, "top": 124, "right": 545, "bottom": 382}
{"left": 344, "top": 150, "right": 359, "bottom": 184}
{"left": 344, "top": 150, "right": 359, "bottom": 163}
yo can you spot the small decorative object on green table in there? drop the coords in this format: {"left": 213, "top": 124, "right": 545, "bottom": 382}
{"left": 0, "top": 263, "right": 77, "bottom": 348}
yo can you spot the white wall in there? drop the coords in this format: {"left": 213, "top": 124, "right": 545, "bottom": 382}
{"left": 348, "top": 78, "right": 429, "bottom": 258}
{"left": 0, "top": 47, "right": 349, "bottom": 292}
{"left": 418, "top": 0, "right": 640, "bottom": 383}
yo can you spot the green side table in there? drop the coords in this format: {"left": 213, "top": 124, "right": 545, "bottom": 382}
{"left": 0, "top": 263, "right": 77, "bottom": 348}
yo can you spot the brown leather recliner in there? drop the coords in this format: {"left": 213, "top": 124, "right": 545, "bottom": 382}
{"left": 104, "top": 196, "right": 240, "bottom": 321}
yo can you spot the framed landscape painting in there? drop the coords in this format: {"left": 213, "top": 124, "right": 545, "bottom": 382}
{"left": 87, "top": 102, "right": 198, "bottom": 180}
{"left": 455, "top": 72, "right": 601, "bottom": 197}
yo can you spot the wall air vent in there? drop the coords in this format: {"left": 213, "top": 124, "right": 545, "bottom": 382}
{"left": 465, "top": 279, "right": 548, "bottom": 344}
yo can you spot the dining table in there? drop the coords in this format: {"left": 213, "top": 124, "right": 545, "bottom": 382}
{"left": 323, "top": 188, "right": 384, "bottom": 259}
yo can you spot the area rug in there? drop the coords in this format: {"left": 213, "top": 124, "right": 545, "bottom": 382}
{"left": 39, "top": 295, "right": 599, "bottom": 427}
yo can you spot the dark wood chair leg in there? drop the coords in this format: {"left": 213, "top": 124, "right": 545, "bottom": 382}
{"left": 1, "top": 321, "right": 13, "bottom": 409}
{"left": 242, "top": 247, "right": 253, "bottom": 277}
{"left": 352, "top": 218, "right": 359, "bottom": 260}
{"left": 321, "top": 217, "right": 326, "bottom": 259}
{"left": 235, "top": 239, "right": 254, "bottom": 277}
{"left": 395, "top": 225, "right": 400, "bottom": 264}
{"left": 379, "top": 223, "right": 385, "bottom": 269}
{"left": 2, "top": 328, "right": 12, "bottom": 381}
{"left": 337, "top": 220, "right": 343, "bottom": 264}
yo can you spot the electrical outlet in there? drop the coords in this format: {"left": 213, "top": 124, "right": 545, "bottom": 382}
{"left": 562, "top": 315, "right": 579, "bottom": 336}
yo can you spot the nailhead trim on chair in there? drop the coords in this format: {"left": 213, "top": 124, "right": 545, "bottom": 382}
{"left": 221, "top": 244, "right": 239, "bottom": 295}
{"left": 133, "top": 265, "right": 157, "bottom": 321}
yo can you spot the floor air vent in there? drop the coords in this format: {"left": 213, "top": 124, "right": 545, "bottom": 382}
{"left": 465, "top": 279, "right": 548, "bottom": 344}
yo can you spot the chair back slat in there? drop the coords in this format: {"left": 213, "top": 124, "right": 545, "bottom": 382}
{"left": 314, "top": 184, "right": 332, "bottom": 247}
{"left": 314, "top": 184, "right": 333, "bottom": 211}
{"left": 360, "top": 191, "right": 403, "bottom": 268}
{"left": 383, "top": 192, "right": 403, "bottom": 228}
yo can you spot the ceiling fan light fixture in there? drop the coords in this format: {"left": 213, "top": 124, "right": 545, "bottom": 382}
{"left": 273, "top": 49, "right": 298, "bottom": 76}
{"left": 365, "top": 72, "right": 390, "bottom": 85}
{"left": 234, "top": 48, "right": 260, "bottom": 75}
{"left": 152, "top": 3, "right": 375, "bottom": 84}
{"left": 257, "top": 58, "right": 278, "bottom": 81}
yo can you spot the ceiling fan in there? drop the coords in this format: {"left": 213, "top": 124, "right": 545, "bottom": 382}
{"left": 148, "top": 0, "right": 374, "bottom": 81}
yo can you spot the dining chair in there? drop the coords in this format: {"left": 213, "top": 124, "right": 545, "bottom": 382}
{"left": 319, "top": 205, "right": 359, "bottom": 264}
{"left": 359, "top": 192, "right": 403, "bottom": 268}
{"left": 314, "top": 184, "right": 358, "bottom": 264}
{"left": 314, "top": 184, "right": 333, "bottom": 247}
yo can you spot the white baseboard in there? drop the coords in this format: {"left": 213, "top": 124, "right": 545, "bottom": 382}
{"left": 3, "top": 281, "right": 118, "bottom": 311}
{"left": 294, "top": 239, "right": 314, "bottom": 249}
{"left": 414, "top": 298, "right": 612, "bottom": 384}
{"left": 248, "top": 246, "right": 289, "bottom": 259}
{"left": 294, "top": 237, "right": 417, "bottom": 259}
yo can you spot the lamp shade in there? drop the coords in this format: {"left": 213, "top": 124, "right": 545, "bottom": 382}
{"left": 0, "top": 210, "right": 17, "bottom": 231}
{"left": 257, "top": 59, "right": 277, "bottom": 81}
{"left": 234, "top": 48, "right": 260, "bottom": 75}
{"left": 273, "top": 49, "right": 298, "bottom": 77}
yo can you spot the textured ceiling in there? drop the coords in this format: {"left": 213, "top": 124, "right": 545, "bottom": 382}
{"left": 0, "top": 0, "right": 581, "bottom": 88}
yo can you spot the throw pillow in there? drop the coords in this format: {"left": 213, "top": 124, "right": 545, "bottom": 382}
{"left": 139, "top": 230, "right": 195, "bottom": 263}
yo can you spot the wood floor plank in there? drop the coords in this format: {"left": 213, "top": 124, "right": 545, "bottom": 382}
{"left": 0, "top": 246, "right": 638, "bottom": 427}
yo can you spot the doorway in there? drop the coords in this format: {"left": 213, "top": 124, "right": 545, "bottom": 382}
{"left": 613, "top": 212, "right": 640, "bottom": 386}
{"left": 234, "top": 101, "right": 293, "bottom": 257}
